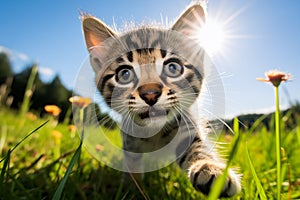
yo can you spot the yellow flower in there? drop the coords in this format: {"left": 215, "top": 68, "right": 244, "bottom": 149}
{"left": 257, "top": 69, "right": 291, "bottom": 87}
{"left": 44, "top": 105, "right": 61, "bottom": 116}
{"left": 26, "top": 112, "right": 37, "bottom": 121}
{"left": 68, "top": 124, "right": 77, "bottom": 133}
{"left": 69, "top": 96, "right": 92, "bottom": 108}
{"left": 51, "top": 130, "right": 62, "bottom": 139}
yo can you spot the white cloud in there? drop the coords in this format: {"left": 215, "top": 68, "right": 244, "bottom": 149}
{"left": 0, "top": 46, "right": 56, "bottom": 81}
{"left": 38, "top": 67, "right": 55, "bottom": 77}
{"left": 0, "top": 46, "right": 29, "bottom": 62}
{"left": 17, "top": 52, "right": 29, "bottom": 61}
{"left": 0, "top": 46, "right": 12, "bottom": 56}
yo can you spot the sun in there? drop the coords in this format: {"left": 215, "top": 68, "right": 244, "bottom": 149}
{"left": 197, "top": 19, "right": 226, "bottom": 54}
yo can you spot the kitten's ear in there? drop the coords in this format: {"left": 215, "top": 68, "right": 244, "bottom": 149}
{"left": 81, "top": 15, "right": 117, "bottom": 52}
{"left": 82, "top": 15, "right": 117, "bottom": 73}
{"left": 172, "top": 4, "right": 206, "bottom": 35}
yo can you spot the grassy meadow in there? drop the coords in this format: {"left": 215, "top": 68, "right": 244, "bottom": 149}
{"left": 1, "top": 102, "right": 300, "bottom": 200}
{"left": 0, "top": 67, "right": 300, "bottom": 199}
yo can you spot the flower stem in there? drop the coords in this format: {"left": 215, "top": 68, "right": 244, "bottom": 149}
{"left": 78, "top": 108, "right": 85, "bottom": 168}
{"left": 275, "top": 86, "right": 281, "bottom": 199}
{"left": 79, "top": 108, "right": 85, "bottom": 139}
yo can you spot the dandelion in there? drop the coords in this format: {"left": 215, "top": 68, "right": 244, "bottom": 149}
{"left": 256, "top": 69, "right": 291, "bottom": 87}
{"left": 69, "top": 96, "right": 92, "bottom": 139}
{"left": 69, "top": 96, "right": 92, "bottom": 108}
{"left": 45, "top": 105, "right": 61, "bottom": 127}
{"left": 26, "top": 112, "right": 37, "bottom": 121}
{"left": 68, "top": 124, "right": 77, "bottom": 133}
{"left": 44, "top": 105, "right": 61, "bottom": 117}
{"left": 52, "top": 130, "right": 62, "bottom": 149}
{"left": 52, "top": 130, "right": 62, "bottom": 140}
{"left": 257, "top": 69, "right": 291, "bottom": 199}
{"left": 69, "top": 124, "right": 77, "bottom": 138}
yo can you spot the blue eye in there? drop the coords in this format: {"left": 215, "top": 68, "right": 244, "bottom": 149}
{"left": 116, "top": 66, "right": 135, "bottom": 84}
{"left": 164, "top": 62, "right": 183, "bottom": 78}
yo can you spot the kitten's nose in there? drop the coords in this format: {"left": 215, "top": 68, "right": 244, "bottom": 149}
{"left": 138, "top": 83, "right": 162, "bottom": 106}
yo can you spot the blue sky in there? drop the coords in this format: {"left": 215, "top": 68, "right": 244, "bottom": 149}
{"left": 1, "top": 0, "right": 300, "bottom": 117}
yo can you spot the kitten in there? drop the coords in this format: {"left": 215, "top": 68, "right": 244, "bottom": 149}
{"left": 81, "top": 3, "right": 241, "bottom": 197}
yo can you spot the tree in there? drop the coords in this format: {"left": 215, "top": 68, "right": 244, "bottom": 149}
{"left": 10, "top": 65, "right": 42, "bottom": 109}
{"left": 0, "top": 53, "right": 13, "bottom": 84}
{"left": 45, "top": 75, "right": 70, "bottom": 103}
{"left": 42, "top": 75, "right": 72, "bottom": 121}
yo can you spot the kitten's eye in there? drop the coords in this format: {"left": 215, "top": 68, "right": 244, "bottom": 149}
{"left": 164, "top": 62, "right": 184, "bottom": 78}
{"left": 116, "top": 66, "right": 135, "bottom": 84}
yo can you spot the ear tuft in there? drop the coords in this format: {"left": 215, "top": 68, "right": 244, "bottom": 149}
{"left": 172, "top": 4, "right": 206, "bottom": 36}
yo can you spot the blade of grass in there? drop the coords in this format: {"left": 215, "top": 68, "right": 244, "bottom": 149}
{"left": 120, "top": 193, "right": 128, "bottom": 200}
{"left": 296, "top": 127, "right": 300, "bottom": 146}
{"left": 6, "top": 172, "right": 33, "bottom": 199}
{"left": 52, "top": 141, "right": 82, "bottom": 200}
{"left": 207, "top": 167, "right": 229, "bottom": 200}
{"left": 0, "top": 121, "right": 48, "bottom": 195}
{"left": 0, "top": 120, "right": 48, "bottom": 163}
{"left": 287, "top": 163, "right": 291, "bottom": 200}
{"left": 208, "top": 118, "right": 241, "bottom": 200}
{"left": 248, "top": 114, "right": 268, "bottom": 134}
{"left": 12, "top": 120, "right": 49, "bottom": 152}
{"left": 245, "top": 143, "right": 267, "bottom": 200}
{"left": 19, "top": 64, "right": 38, "bottom": 117}
{"left": 0, "top": 125, "right": 7, "bottom": 154}
{"left": 0, "top": 149, "right": 11, "bottom": 185}
{"left": 126, "top": 171, "right": 149, "bottom": 200}
{"left": 114, "top": 177, "right": 124, "bottom": 200}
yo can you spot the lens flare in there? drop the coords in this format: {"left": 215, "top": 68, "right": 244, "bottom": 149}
{"left": 197, "top": 19, "right": 225, "bottom": 54}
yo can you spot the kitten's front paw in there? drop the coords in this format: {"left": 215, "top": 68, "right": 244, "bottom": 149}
{"left": 189, "top": 162, "right": 241, "bottom": 197}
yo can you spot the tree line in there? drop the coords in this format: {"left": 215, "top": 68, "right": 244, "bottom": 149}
{"left": 0, "top": 52, "right": 117, "bottom": 129}
{"left": 1, "top": 51, "right": 298, "bottom": 129}
{"left": 0, "top": 52, "right": 73, "bottom": 121}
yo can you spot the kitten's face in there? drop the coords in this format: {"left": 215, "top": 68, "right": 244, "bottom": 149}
{"left": 100, "top": 47, "right": 202, "bottom": 126}
{"left": 82, "top": 4, "right": 206, "bottom": 126}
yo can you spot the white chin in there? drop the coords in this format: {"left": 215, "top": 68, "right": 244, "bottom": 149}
{"left": 140, "top": 115, "right": 167, "bottom": 127}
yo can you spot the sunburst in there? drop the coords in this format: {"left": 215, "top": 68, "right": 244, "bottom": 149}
{"left": 197, "top": 19, "right": 225, "bottom": 54}
{"left": 195, "top": 3, "right": 250, "bottom": 57}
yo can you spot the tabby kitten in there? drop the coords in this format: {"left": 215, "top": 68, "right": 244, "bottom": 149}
{"left": 81, "top": 3, "right": 241, "bottom": 197}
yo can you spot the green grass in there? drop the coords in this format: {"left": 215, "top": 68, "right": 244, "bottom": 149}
{"left": 1, "top": 107, "right": 300, "bottom": 199}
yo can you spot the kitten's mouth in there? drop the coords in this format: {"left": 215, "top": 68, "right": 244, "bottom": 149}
{"left": 139, "top": 107, "right": 169, "bottom": 119}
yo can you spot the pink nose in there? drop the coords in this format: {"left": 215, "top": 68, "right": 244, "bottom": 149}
{"left": 138, "top": 83, "right": 162, "bottom": 106}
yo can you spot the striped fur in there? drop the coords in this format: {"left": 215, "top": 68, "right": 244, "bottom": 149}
{"left": 82, "top": 3, "right": 241, "bottom": 197}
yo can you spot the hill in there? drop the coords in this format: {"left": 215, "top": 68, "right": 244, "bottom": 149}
{"left": 224, "top": 103, "right": 300, "bottom": 132}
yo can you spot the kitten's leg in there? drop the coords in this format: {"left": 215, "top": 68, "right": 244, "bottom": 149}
{"left": 177, "top": 136, "right": 241, "bottom": 197}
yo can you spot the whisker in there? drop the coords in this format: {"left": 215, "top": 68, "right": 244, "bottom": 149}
{"left": 200, "top": 107, "right": 235, "bottom": 135}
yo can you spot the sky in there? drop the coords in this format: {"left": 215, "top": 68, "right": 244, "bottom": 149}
{"left": 1, "top": 0, "right": 300, "bottom": 118}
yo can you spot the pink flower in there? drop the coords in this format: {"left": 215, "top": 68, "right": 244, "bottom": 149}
{"left": 257, "top": 69, "right": 291, "bottom": 87}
